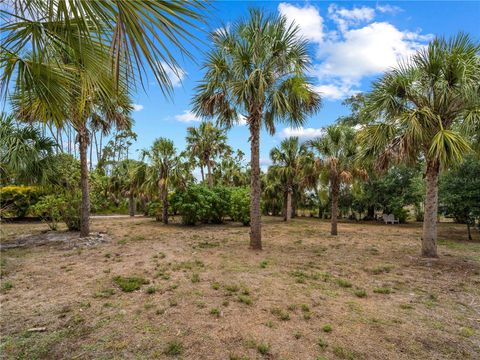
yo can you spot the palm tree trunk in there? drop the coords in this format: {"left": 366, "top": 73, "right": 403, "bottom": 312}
{"left": 200, "top": 165, "right": 205, "bottom": 183}
{"left": 78, "top": 126, "right": 90, "bottom": 237}
{"left": 467, "top": 222, "right": 472, "bottom": 241}
{"left": 128, "top": 190, "right": 135, "bottom": 217}
{"left": 422, "top": 160, "right": 439, "bottom": 257}
{"left": 249, "top": 118, "right": 262, "bottom": 250}
{"left": 285, "top": 188, "right": 292, "bottom": 221}
{"left": 207, "top": 158, "right": 213, "bottom": 187}
{"left": 331, "top": 178, "right": 339, "bottom": 236}
{"left": 160, "top": 180, "right": 168, "bottom": 224}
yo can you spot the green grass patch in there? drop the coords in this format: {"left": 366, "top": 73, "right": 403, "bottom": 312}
{"left": 271, "top": 307, "right": 290, "bottom": 321}
{"left": 373, "top": 287, "right": 391, "bottom": 294}
{"left": 336, "top": 279, "right": 352, "bottom": 288}
{"left": 113, "top": 276, "right": 149, "bottom": 292}
{"left": 164, "top": 340, "right": 183, "bottom": 356}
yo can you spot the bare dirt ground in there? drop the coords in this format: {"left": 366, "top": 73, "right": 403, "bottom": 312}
{"left": 0, "top": 216, "right": 479, "bottom": 359}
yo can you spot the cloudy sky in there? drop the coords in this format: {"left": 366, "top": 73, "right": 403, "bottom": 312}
{"left": 130, "top": 1, "right": 479, "bottom": 167}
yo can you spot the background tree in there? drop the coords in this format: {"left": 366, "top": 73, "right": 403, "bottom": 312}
{"left": 309, "top": 125, "right": 366, "bottom": 235}
{"left": 439, "top": 156, "right": 480, "bottom": 240}
{"left": 142, "top": 138, "right": 185, "bottom": 224}
{"left": 358, "top": 34, "right": 480, "bottom": 257}
{"left": 186, "top": 122, "right": 230, "bottom": 187}
{"left": 269, "top": 137, "right": 314, "bottom": 221}
{"left": 192, "top": 9, "right": 321, "bottom": 249}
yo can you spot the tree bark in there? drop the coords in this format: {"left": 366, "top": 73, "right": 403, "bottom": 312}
{"left": 128, "top": 190, "right": 135, "bottom": 217}
{"left": 331, "top": 177, "right": 339, "bottom": 236}
{"left": 285, "top": 187, "right": 292, "bottom": 221}
{"left": 200, "top": 165, "right": 205, "bottom": 183}
{"left": 160, "top": 180, "right": 168, "bottom": 224}
{"left": 249, "top": 118, "right": 262, "bottom": 250}
{"left": 78, "top": 126, "right": 90, "bottom": 237}
{"left": 207, "top": 158, "right": 213, "bottom": 187}
{"left": 467, "top": 222, "right": 472, "bottom": 241}
{"left": 422, "top": 160, "right": 439, "bottom": 257}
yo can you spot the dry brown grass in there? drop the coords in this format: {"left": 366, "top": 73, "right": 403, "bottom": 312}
{"left": 1, "top": 216, "right": 479, "bottom": 359}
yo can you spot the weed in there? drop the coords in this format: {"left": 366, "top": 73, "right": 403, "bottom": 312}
{"left": 265, "top": 321, "right": 274, "bottom": 328}
{"left": 271, "top": 307, "right": 290, "bottom": 321}
{"left": 294, "top": 332, "right": 302, "bottom": 339}
{"left": 93, "top": 288, "right": 115, "bottom": 298}
{"left": 318, "top": 338, "right": 328, "bottom": 349}
{"left": 460, "top": 327, "right": 474, "bottom": 337}
{"left": 225, "top": 284, "right": 240, "bottom": 293}
{"left": 212, "top": 282, "right": 220, "bottom": 290}
{"left": 354, "top": 289, "right": 367, "bottom": 298}
{"left": 238, "top": 295, "right": 252, "bottom": 305}
{"left": 169, "top": 299, "right": 178, "bottom": 307}
{"left": 257, "top": 343, "right": 270, "bottom": 355}
{"left": 373, "top": 287, "right": 391, "bottom": 294}
{"left": 369, "top": 264, "right": 393, "bottom": 275}
{"left": 191, "top": 273, "right": 200, "bottom": 283}
{"left": 301, "top": 304, "right": 310, "bottom": 312}
{"left": 303, "top": 312, "right": 312, "bottom": 320}
{"left": 400, "top": 303, "right": 413, "bottom": 310}
{"left": 113, "top": 276, "right": 149, "bottom": 292}
{"left": 1, "top": 281, "right": 14, "bottom": 293}
{"left": 322, "top": 324, "right": 332, "bottom": 333}
{"left": 287, "top": 304, "right": 296, "bottom": 311}
{"left": 210, "top": 308, "right": 221, "bottom": 317}
{"left": 222, "top": 300, "right": 230, "bottom": 307}
{"left": 104, "top": 253, "right": 111, "bottom": 258}
{"left": 333, "top": 346, "right": 356, "bottom": 360}
{"left": 260, "top": 260, "right": 268, "bottom": 268}
{"left": 336, "top": 279, "right": 352, "bottom": 288}
{"left": 145, "top": 286, "right": 157, "bottom": 294}
{"left": 164, "top": 340, "right": 183, "bottom": 356}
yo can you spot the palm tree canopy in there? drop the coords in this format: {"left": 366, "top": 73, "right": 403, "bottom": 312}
{"left": 358, "top": 33, "right": 480, "bottom": 169}
{"left": 185, "top": 122, "right": 230, "bottom": 167}
{"left": 191, "top": 8, "right": 321, "bottom": 132}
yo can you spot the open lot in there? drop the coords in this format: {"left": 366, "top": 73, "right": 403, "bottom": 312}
{"left": 1, "top": 217, "right": 479, "bottom": 359}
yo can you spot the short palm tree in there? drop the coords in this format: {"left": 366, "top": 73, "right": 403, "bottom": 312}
{"left": 270, "top": 137, "right": 314, "bottom": 221}
{"left": 0, "top": 113, "right": 56, "bottom": 184}
{"left": 358, "top": 33, "right": 480, "bottom": 257}
{"left": 185, "top": 122, "right": 230, "bottom": 187}
{"left": 192, "top": 9, "right": 321, "bottom": 249}
{"left": 309, "top": 125, "right": 366, "bottom": 235}
{"left": 142, "top": 138, "right": 185, "bottom": 224}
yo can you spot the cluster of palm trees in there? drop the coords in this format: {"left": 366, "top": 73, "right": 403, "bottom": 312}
{"left": 1, "top": 3, "right": 479, "bottom": 259}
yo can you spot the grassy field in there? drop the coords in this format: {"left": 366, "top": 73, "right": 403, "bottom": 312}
{"left": 1, "top": 217, "right": 479, "bottom": 359}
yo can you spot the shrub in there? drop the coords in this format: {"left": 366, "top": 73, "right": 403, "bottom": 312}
{"left": 0, "top": 185, "right": 42, "bottom": 218}
{"left": 164, "top": 340, "right": 183, "bottom": 356}
{"left": 30, "top": 195, "right": 63, "bottom": 230}
{"left": 322, "top": 324, "right": 332, "bottom": 333}
{"left": 230, "top": 187, "right": 250, "bottom": 225}
{"left": 146, "top": 200, "right": 162, "bottom": 221}
{"left": 172, "top": 185, "right": 234, "bottom": 225}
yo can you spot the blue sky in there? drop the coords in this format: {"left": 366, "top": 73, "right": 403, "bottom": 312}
{"left": 130, "top": 1, "right": 480, "bottom": 167}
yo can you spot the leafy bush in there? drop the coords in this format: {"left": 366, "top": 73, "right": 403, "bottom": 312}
{"left": 230, "top": 187, "right": 250, "bottom": 225}
{"left": 113, "top": 276, "right": 149, "bottom": 292}
{"left": 146, "top": 200, "right": 162, "bottom": 221}
{"left": 0, "top": 185, "right": 42, "bottom": 218}
{"left": 172, "top": 185, "right": 231, "bottom": 225}
{"left": 30, "top": 193, "right": 80, "bottom": 231}
{"left": 30, "top": 195, "right": 63, "bottom": 230}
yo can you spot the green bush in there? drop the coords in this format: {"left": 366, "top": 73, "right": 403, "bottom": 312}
{"left": 146, "top": 200, "right": 162, "bottom": 221}
{"left": 172, "top": 185, "right": 232, "bottom": 225}
{"left": 230, "top": 187, "right": 250, "bottom": 225}
{"left": 60, "top": 193, "right": 81, "bottom": 231}
{"left": 0, "top": 185, "right": 42, "bottom": 218}
{"left": 30, "top": 195, "right": 63, "bottom": 230}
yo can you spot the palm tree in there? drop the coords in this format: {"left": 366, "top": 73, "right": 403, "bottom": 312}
{"left": 269, "top": 137, "right": 314, "bottom": 221}
{"left": 185, "top": 122, "right": 230, "bottom": 187}
{"left": 142, "top": 138, "right": 185, "bottom": 224}
{"left": 192, "top": 9, "right": 321, "bottom": 249}
{"left": 309, "top": 125, "right": 366, "bottom": 235}
{"left": 358, "top": 34, "right": 480, "bottom": 257}
{"left": 0, "top": 113, "right": 56, "bottom": 184}
{"left": 1, "top": 1, "right": 206, "bottom": 237}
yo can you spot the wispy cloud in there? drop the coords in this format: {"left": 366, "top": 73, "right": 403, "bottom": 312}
{"left": 174, "top": 110, "right": 201, "bottom": 123}
{"left": 281, "top": 127, "right": 325, "bottom": 140}
{"left": 133, "top": 104, "right": 144, "bottom": 111}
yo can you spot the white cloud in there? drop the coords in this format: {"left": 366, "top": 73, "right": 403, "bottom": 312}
{"left": 314, "top": 84, "right": 357, "bottom": 100}
{"left": 328, "top": 4, "right": 375, "bottom": 33}
{"left": 174, "top": 110, "right": 201, "bottom": 123}
{"left": 281, "top": 127, "right": 325, "bottom": 140}
{"left": 278, "top": 3, "right": 324, "bottom": 43}
{"left": 278, "top": 3, "right": 432, "bottom": 101}
{"left": 160, "top": 61, "right": 186, "bottom": 87}
{"left": 376, "top": 4, "right": 403, "bottom": 14}
{"left": 132, "top": 104, "right": 144, "bottom": 111}
{"left": 237, "top": 114, "right": 247, "bottom": 126}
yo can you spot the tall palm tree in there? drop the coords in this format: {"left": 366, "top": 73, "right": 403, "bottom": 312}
{"left": 142, "top": 138, "right": 185, "bottom": 224}
{"left": 185, "top": 122, "right": 230, "bottom": 187}
{"left": 192, "top": 9, "right": 321, "bottom": 249}
{"left": 309, "top": 125, "right": 366, "bottom": 235}
{"left": 269, "top": 137, "right": 314, "bottom": 221}
{"left": 358, "top": 34, "right": 480, "bottom": 257}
